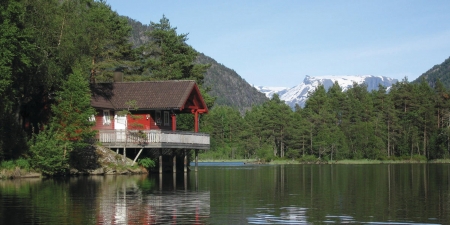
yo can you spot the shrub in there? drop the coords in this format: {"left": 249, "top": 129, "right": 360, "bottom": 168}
{"left": 0, "top": 158, "right": 31, "bottom": 171}
{"left": 29, "top": 126, "right": 71, "bottom": 176}
{"left": 410, "top": 154, "right": 427, "bottom": 162}
{"left": 137, "top": 158, "right": 156, "bottom": 168}
{"left": 298, "top": 154, "right": 319, "bottom": 163}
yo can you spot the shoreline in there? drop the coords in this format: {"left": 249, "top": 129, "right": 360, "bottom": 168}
{"left": 197, "top": 159, "right": 450, "bottom": 164}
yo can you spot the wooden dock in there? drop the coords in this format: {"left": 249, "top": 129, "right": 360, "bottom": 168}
{"left": 96, "top": 129, "right": 209, "bottom": 173}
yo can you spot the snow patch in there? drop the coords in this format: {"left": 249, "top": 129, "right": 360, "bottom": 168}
{"left": 256, "top": 75, "right": 398, "bottom": 109}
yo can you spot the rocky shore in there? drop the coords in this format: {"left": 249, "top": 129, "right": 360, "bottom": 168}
{"left": 0, "top": 145, "right": 148, "bottom": 179}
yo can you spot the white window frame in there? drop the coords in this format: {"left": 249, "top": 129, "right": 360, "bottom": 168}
{"left": 103, "top": 110, "right": 111, "bottom": 125}
{"left": 89, "top": 115, "right": 96, "bottom": 122}
{"left": 164, "top": 111, "right": 170, "bottom": 126}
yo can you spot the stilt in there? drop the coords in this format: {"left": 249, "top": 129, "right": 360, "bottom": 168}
{"left": 159, "top": 149, "right": 163, "bottom": 174}
{"left": 184, "top": 172, "right": 188, "bottom": 190}
{"left": 184, "top": 149, "right": 188, "bottom": 173}
{"left": 195, "top": 149, "right": 199, "bottom": 172}
{"left": 195, "top": 170, "right": 198, "bottom": 191}
{"left": 123, "top": 147, "right": 127, "bottom": 165}
{"left": 173, "top": 149, "right": 177, "bottom": 173}
{"left": 159, "top": 173, "right": 163, "bottom": 191}
{"left": 132, "top": 148, "right": 144, "bottom": 166}
{"left": 173, "top": 173, "right": 177, "bottom": 190}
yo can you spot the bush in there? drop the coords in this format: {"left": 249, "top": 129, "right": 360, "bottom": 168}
{"left": 255, "top": 144, "right": 274, "bottom": 162}
{"left": 0, "top": 160, "right": 15, "bottom": 170}
{"left": 298, "top": 154, "right": 319, "bottom": 163}
{"left": 29, "top": 126, "right": 71, "bottom": 176}
{"left": 410, "top": 154, "right": 427, "bottom": 162}
{"left": 137, "top": 158, "right": 156, "bottom": 168}
{"left": 0, "top": 158, "right": 31, "bottom": 171}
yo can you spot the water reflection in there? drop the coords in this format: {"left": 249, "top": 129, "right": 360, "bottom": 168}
{"left": 95, "top": 175, "right": 210, "bottom": 225}
{"left": 0, "top": 174, "right": 210, "bottom": 225}
{"left": 1, "top": 164, "right": 450, "bottom": 224}
{"left": 248, "top": 207, "right": 309, "bottom": 224}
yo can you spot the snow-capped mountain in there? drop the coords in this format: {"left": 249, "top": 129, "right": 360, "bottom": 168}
{"left": 253, "top": 86, "right": 289, "bottom": 99}
{"left": 255, "top": 75, "right": 398, "bottom": 109}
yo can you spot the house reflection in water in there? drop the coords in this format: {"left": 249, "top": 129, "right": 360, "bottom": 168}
{"left": 95, "top": 175, "right": 210, "bottom": 224}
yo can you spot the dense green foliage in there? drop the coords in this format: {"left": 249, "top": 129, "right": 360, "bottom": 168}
{"left": 0, "top": 0, "right": 133, "bottom": 161}
{"left": 29, "top": 69, "right": 96, "bottom": 175}
{"left": 0, "top": 0, "right": 212, "bottom": 173}
{"left": 137, "top": 157, "right": 156, "bottom": 168}
{"left": 201, "top": 79, "right": 450, "bottom": 161}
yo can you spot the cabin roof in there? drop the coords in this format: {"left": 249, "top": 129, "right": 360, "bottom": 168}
{"left": 90, "top": 80, "right": 208, "bottom": 112}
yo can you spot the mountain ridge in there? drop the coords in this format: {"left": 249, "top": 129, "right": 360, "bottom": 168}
{"left": 256, "top": 75, "right": 398, "bottom": 108}
{"left": 413, "top": 56, "right": 450, "bottom": 89}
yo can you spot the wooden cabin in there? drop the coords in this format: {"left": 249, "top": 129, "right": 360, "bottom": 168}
{"left": 90, "top": 80, "right": 209, "bottom": 173}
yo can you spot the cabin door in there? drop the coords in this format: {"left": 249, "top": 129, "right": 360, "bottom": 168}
{"left": 115, "top": 114, "right": 127, "bottom": 142}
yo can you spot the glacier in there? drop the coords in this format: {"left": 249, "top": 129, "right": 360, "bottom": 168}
{"left": 255, "top": 75, "right": 398, "bottom": 109}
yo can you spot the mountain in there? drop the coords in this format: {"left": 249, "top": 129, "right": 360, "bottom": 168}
{"left": 413, "top": 56, "right": 450, "bottom": 89}
{"left": 196, "top": 53, "right": 268, "bottom": 112}
{"left": 256, "top": 75, "right": 398, "bottom": 108}
{"left": 125, "top": 17, "right": 268, "bottom": 112}
{"left": 253, "top": 86, "right": 289, "bottom": 99}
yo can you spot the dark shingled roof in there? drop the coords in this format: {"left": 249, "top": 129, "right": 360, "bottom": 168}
{"left": 91, "top": 80, "right": 206, "bottom": 111}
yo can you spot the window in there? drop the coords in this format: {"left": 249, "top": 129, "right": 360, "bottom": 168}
{"left": 103, "top": 110, "right": 111, "bottom": 125}
{"left": 155, "top": 111, "right": 161, "bottom": 125}
{"left": 164, "top": 111, "right": 170, "bottom": 126}
{"left": 89, "top": 115, "right": 96, "bottom": 122}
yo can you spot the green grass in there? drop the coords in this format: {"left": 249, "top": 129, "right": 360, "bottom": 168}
{"left": 0, "top": 158, "right": 30, "bottom": 170}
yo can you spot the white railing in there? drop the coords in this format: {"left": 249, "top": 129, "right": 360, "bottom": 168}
{"left": 97, "top": 129, "right": 210, "bottom": 146}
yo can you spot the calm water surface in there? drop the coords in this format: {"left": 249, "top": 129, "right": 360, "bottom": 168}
{"left": 0, "top": 163, "right": 449, "bottom": 224}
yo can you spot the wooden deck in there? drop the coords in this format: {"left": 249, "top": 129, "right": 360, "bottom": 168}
{"left": 96, "top": 129, "right": 210, "bottom": 150}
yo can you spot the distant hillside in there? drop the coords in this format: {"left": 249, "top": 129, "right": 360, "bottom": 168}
{"left": 196, "top": 53, "right": 268, "bottom": 111}
{"left": 125, "top": 17, "right": 268, "bottom": 111}
{"left": 125, "top": 17, "right": 152, "bottom": 48}
{"left": 413, "top": 56, "right": 450, "bottom": 88}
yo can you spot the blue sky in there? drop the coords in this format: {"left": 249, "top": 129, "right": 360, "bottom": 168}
{"left": 106, "top": 0, "right": 450, "bottom": 87}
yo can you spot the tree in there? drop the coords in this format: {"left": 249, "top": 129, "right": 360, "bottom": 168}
{"left": 0, "top": 0, "right": 34, "bottom": 159}
{"left": 30, "top": 68, "right": 95, "bottom": 175}
{"left": 139, "top": 15, "right": 210, "bottom": 84}
{"left": 83, "top": 0, "right": 135, "bottom": 82}
{"left": 139, "top": 15, "right": 214, "bottom": 130}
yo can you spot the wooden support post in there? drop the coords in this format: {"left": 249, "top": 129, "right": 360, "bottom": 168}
{"left": 173, "top": 172, "right": 177, "bottom": 190}
{"left": 159, "top": 149, "right": 163, "bottom": 174}
{"left": 195, "top": 170, "right": 198, "bottom": 191}
{"left": 132, "top": 148, "right": 144, "bottom": 166}
{"left": 171, "top": 113, "right": 176, "bottom": 131}
{"left": 184, "top": 172, "right": 188, "bottom": 190}
{"left": 184, "top": 149, "right": 188, "bottom": 173}
{"left": 195, "top": 149, "right": 199, "bottom": 172}
{"left": 173, "top": 149, "right": 176, "bottom": 173}
{"left": 159, "top": 173, "right": 163, "bottom": 191}
{"left": 194, "top": 111, "right": 199, "bottom": 133}
{"left": 123, "top": 147, "right": 127, "bottom": 165}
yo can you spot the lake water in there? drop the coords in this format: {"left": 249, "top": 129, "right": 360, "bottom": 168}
{"left": 1, "top": 163, "right": 449, "bottom": 224}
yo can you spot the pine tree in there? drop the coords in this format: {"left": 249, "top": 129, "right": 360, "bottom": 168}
{"left": 139, "top": 15, "right": 210, "bottom": 84}
{"left": 30, "top": 68, "right": 95, "bottom": 175}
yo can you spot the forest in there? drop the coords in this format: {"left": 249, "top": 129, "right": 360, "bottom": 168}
{"left": 199, "top": 79, "right": 450, "bottom": 162}
{"left": 0, "top": 0, "right": 211, "bottom": 174}
{"left": 1, "top": 0, "right": 449, "bottom": 175}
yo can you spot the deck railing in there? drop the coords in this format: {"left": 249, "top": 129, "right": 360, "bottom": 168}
{"left": 96, "top": 129, "right": 210, "bottom": 148}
